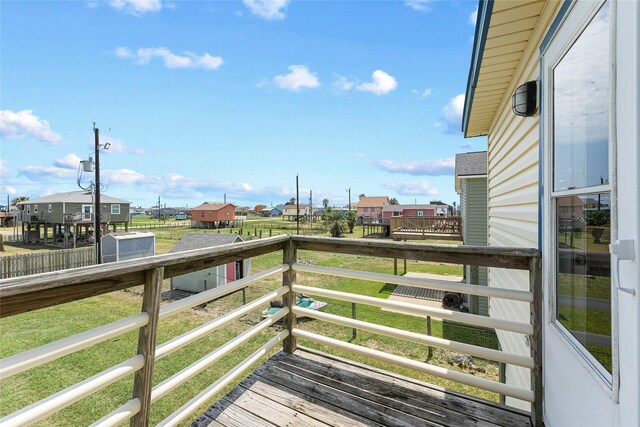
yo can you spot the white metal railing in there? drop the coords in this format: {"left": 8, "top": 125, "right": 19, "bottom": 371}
{"left": 0, "top": 235, "right": 542, "bottom": 427}
{"left": 0, "top": 235, "right": 292, "bottom": 427}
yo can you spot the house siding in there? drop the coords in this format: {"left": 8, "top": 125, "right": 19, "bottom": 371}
{"left": 485, "top": 0, "right": 561, "bottom": 410}
{"left": 461, "top": 178, "right": 488, "bottom": 316}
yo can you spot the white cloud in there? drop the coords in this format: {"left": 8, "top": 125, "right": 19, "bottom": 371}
{"left": 332, "top": 75, "right": 354, "bottom": 92}
{"left": 54, "top": 154, "right": 82, "bottom": 170}
{"left": 243, "top": 0, "right": 289, "bottom": 20}
{"left": 0, "top": 160, "right": 10, "bottom": 178}
{"left": 441, "top": 93, "right": 465, "bottom": 133}
{"left": 115, "top": 47, "right": 224, "bottom": 70}
{"left": 19, "top": 165, "right": 76, "bottom": 180}
{"left": 421, "top": 88, "right": 432, "bottom": 98}
{"left": 103, "top": 169, "right": 146, "bottom": 185}
{"left": 384, "top": 180, "right": 439, "bottom": 196}
{"left": 0, "top": 185, "right": 17, "bottom": 195}
{"left": 470, "top": 6, "right": 478, "bottom": 26}
{"left": 377, "top": 158, "right": 455, "bottom": 176}
{"left": 0, "top": 110, "right": 63, "bottom": 144}
{"left": 405, "top": 0, "right": 431, "bottom": 12}
{"left": 102, "top": 136, "right": 145, "bottom": 155}
{"left": 108, "top": 0, "right": 163, "bottom": 15}
{"left": 357, "top": 70, "right": 398, "bottom": 96}
{"left": 266, "top": 65, "right": 320, "bottom": 91}
{"left": 355, "top": 153, "right": 368, "bottom": 159}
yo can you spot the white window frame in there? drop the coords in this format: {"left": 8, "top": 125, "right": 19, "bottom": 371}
{"left": 416, "top": 211, "right": 425, "bottom": 217}
{"left": 26, "top": 205, "right": 31, "bottom": 215}
{"left": 541, "top": 0, "right": 616, "bottom": 391}
{"left": 34, "top": 205, "right": 38, "bottom": 213}
{"left": 111, "top": 204, "right": 120, "bottom": 215}
{"left": 48, "top": 204, "right": 52, "bottom": 213}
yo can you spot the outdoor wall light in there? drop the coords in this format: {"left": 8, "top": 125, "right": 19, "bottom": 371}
{"left": 512, "top": 80, "right": 537, "bottom": 117}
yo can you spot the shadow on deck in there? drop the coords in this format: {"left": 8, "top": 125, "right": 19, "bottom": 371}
{"left": 193, "top": 348, "right": 532, "bottom": 427}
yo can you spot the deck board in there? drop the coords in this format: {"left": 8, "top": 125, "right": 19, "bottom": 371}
{"left": 193, "top": 348, "right": 532, "bottom": 427}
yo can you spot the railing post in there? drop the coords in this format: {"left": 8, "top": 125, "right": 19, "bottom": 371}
{"left": 283, "top": 238, "right": 297, "bottom": 353}
{"left": 131, "top": 267, "right": 164, "bottom": 427}
{"left": 470, "top": 265, "right": 479, "bottom": 315}
{"left": 529, "top": 257, "right": 543, "bottom": 427}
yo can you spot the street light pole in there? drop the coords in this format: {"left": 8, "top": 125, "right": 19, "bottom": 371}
{"left": 94, "top": 125, "right": 102, "bottom": 264}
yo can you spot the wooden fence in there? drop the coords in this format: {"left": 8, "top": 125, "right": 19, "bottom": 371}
{"left": 0, "top": 247, "right": 94, "bottom": 279}
{"left": 390, "top": 215, "right": 462, "bottom": 239}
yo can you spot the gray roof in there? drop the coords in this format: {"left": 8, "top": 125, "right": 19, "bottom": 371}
{"left": 103, "top": 232, "right": 155, "bottom": 240}
{"left": 17, "top": 191, "right": 131, "bottom": 205}
{"left": 455, "top": 151, "right": 487, "bottom": 177}
{"left": 169, "top": 233, "right": 244, "bottom": 253}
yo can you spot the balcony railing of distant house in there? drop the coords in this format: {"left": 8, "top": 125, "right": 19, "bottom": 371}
{"left": 390, "top": 215, "right": 462, "bottom": 240}
{"left": 0, "top": 235, "right": 542, "bottom": 427}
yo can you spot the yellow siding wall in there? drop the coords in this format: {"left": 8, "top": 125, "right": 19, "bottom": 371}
{"left": 485, "top": 0, "right": 561, "bottom": 410}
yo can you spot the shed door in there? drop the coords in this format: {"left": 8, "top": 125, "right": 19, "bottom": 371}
{"left": 540, "top": 1, "right": 630, "bottom": 425}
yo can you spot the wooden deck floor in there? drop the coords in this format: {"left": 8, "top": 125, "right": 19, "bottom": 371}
{"left": 192, "top": 348, "right": 532, "bottom": 427}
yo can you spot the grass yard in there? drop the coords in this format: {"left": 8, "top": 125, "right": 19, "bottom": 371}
{"left": 1, "top": 221, "right": 500, "bottom": 425}
{"left": 1, "top": 242, "right": 502, "bottom": 426}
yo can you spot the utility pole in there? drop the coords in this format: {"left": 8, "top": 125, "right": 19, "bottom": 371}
{"left": 309, "top": 189, "right": 313, "bottom": 230}
{"left": 157, "top": 196, "right": 161, "bottom": 222}
{"left": 347, "top": 188, "right": 351, "bottom": 211}
{"left": 296, "top": 174, "right": 300, "bottom": 235}
{"left": 94, "top": 124, "right": 102, "bottom": 264}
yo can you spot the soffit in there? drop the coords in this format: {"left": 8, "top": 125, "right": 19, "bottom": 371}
{"left": 464, "top": 0, "right": 546, "bottom": 138}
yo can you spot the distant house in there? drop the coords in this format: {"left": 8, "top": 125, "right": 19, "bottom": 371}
{"left": 169, "top": 233, "right": 250, "bottom": 293}
{"left": 261, "top": 207, "right": 282, "bottom": 217}
{"left": 282, "top": 204, "right": 310, "bottom": 220}
{"left": 382, "top": 204, "right": 437, "bottom": 223}
{"left": 356, "top": 196, "right": 390, "bottom": 222}
{"left": 16, "top": 191, "right": 131, "bottom": 246}
{"left": 429, "top": 200, "right": 454, "bottom": 216}
{"left": 191, "top": 203, "right": 237, "bottom": 229}
{"left": 455, "top": 151, "right": 488, "bottom": 316}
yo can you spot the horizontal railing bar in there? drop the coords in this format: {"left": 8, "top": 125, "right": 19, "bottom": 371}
{"left": 293, "top": 284, "right": 533, "bottom": 335}
{"left": 293, "top": 307, "right": 534, "bottom": 369}
{"left": 157, "top": 286, "right": 289, "bottom": 359}
{"left": 293, "top": 263, "right": 533, "bottom": 302}
{"left": 89, "top": 398, "right": 141, "bottom": 427}
{"left": 159, "top": 264, "right": 288, "bottom": 319}
{"left": 0, "top": 235, "right": 289, "bottom": 318}
{"left": 291, "top": 235, "right": 538, "bottom": 270}
{"left": 292, "top": 329, "right": 535, "bottom": 403}
{"left": 0, "top": 313, "right": 148, "bottom": 381}
{"left": 157, "top": 330, "right": 289, "bottom": 427}
{"left": 151, "top": 309, "right": 288, "bottom": 402}
{"left": 0, "top": 355, "right": 145, "bottom": 427}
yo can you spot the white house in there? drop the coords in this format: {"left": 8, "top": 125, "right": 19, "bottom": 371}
{"left": 463, "top": 1, "right": 638, "bottom": 426}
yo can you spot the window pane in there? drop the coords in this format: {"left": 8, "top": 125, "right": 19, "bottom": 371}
{"left": 553, "top": 2, "right": 609, "bottom": 191}
{"left": 556, "top": 193, "right": 611, "bottom": 372}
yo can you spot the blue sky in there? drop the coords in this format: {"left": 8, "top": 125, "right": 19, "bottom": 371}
{"left": 1, "top": 0, "right": 486, "bottom": 209}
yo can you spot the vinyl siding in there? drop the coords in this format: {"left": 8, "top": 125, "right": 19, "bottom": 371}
{"left": 461, "top": 178, "right": 488, "bottom": 316}
{"left": 485, "top": 0, "right": 561, "bottom": 410}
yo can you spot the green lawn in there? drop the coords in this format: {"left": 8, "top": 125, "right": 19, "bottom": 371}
{"left": 1, "top": 225, "right": 498, "bottom": 425}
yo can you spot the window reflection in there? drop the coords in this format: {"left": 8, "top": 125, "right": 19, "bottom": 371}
{"left": 556, "top": 193, "right": 611, "bottom": 373}
{"left": 553, "top": 2, "right": 609, "bottom": 191}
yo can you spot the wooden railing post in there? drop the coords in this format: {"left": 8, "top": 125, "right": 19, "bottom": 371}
{"left": 469, "top": 265, "right": 479, "bottom": 315}
{"left": 529, "top": 257, "right": 543, "bottom": 427}
{"left": 131, "top": 267, "right": 164, "bottom": 426}
{"left": 283, "top": 239, "right": 297, "bottom": 353}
